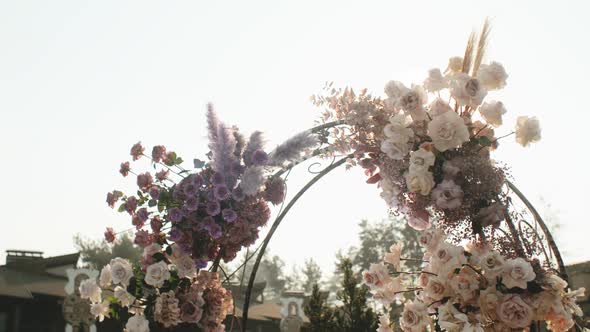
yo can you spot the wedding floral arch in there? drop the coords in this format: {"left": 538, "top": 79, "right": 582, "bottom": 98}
{"left": 83, "top": 22, "right": 584, "bottom": 332}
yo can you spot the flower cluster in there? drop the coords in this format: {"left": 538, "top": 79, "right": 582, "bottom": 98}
{"left": 101, "top": 105, "right": 318, "bottom": 330}
{"left": 364, "top": 228, "right": 585, "bottom": 332}
{"left": 79, "top": 251, "right": 233, "bottom": 332}
{"left": 312, "top": 47, "right": 541, "bottom": 246}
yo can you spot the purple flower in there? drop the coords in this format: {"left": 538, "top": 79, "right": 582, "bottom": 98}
{"left": 151, "top": 145, "right": 167, "bottom": 163}
{"left": 119, "top": 162, "right": 130, "bottom": 177}
{"left": 168, "top": 207, "right": 183, "bottom": 222}
{"left": 264, "top": 177, "right": 286, "bottom": 205}
{"left": 191, "top": 174, "right": 204, "bottom": 188}
{"left": 168, "top": 227, "right": 183, "bottom": 241}
{"left": 195, "top": 259, "right": 207, "bottom": 269}
{"left": 130, "top": 142, "right": 144, "bottom": 161}
{"left": 185, "top": 196, "right": 199, "bottom": 211}
{"left": 232, "top": 187, "right": 245, "bottom": 202}
{"left": 252, "top": 149, "right": 268, "bottom": 166}
{"left": 137, "top": 172, "right": 154, "bottom": 190}
{"left": 124, "top": 196, "right": 138, "bottom": 215}
{"left": 134, "top": 230, "right": 152, "bottom": 247}
{"left": 201, "top": 217, "right": 222, "bottom": 239}
{"left": 214, "top": 185, "right": 230, "bottom": 201}
{"left": 106, "top": 190, "right": 123, "bottom": 208}
{"left": 150, "top": 216, "right": 162, "bottom": 232}
{"left": 137, "top": 208, "right": 149, "bottom": 222}
{"left": 211, "top": 172, "right": 225, "bottom": 186}
{"left": 206, "top": 201, "right": 221, "bottom": 216}
{"left": 222, "top": 208, "right": 237, "bottom": 223}
{"left": 184, "top": 183, "right": 198, "bottom": 197}
{"left": 149, "top": 186, "right": 160, "bottom": 200}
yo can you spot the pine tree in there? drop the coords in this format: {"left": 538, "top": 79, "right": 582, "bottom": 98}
{"left": 301, "top": 258, "right": 322, "bottom": 293}
{"left": 303, "top": 284, "right": 335, "bottom": 332}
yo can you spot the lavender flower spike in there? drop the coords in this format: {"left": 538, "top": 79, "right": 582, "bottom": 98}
{"left": 206, "top": 103, "right": 219, "bottom": 150}
{"left": 268, "top": 130, "right": 319, "bottom": 166}
{"left": 243, "top": 131, "right": 265, "bottom": 166}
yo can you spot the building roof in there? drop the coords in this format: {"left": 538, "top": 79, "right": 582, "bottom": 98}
{"left": 0, "top": 252, "right": 79, "bottom": 299}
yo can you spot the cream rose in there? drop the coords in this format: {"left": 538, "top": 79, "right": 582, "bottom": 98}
{"left": 126, "top": 315, "right": 150, "bottom": 332}
{"left": 174, "top": 255, "right": 197, "bottom": 279}
{"left": 362, "top": 262, "right": 391, "bottom": 290}
{"left": 424, "top": 277, "right": 448, "bottom": 301}
{"left": 515, "top": 116, "right": 541, "bottom": 147}
{"left": 110, "top": 257, "right": 133, "bottom": 287}
{"left": 145, "top": 261, "right": 171, "bottom": 287}
{"left": 114, "top": 286, "right": 135, "bottom": 307}
{"left": 479, "top": 101, "right": 506, "bottom": 128}
{"left": 408, "top": 148, "right": 435, "bottom": 174}
{"left": 496, "top": 294, "right": 533, "bottom": 329}
{"left": 477, "top": 250, "right": 505, "bottom": 279}
{"left": 502, "top": 258, "right": 536, "bottom": 289}
{"left": 424, "top": 68, "right": 447, "bottom": 92}
{"left": 427, "top": 110, "right": 470, "bottom": 152}
{"left": 79, "top": 278, "right": 101, "bottom": 303}
{"left": 449, "top": 267, "right": 479, "bottom": 303}
{"left": 381, "top": 139, "right": 410, "bottom": 160}
{"left": 99, "top": 264, "right": 112, "bottom": 288}
{"left": 428, "top": 98, "right": 452, "bottom": 117}
{"left": 404, "top": 171, "right": 434, "bottom": 195}
{"left": 384, "top": 243, "right": 403, "bottom": 270}
{"left": 399, "top": 84, "right": 428, "bottom": 122}
{"left": 479, "top": 287, "right": 501, "bottom": 320}
{"left": 477, "top": 62, "right": 508, "bottom": 90}
{"left": 418, "top": 228, "right": 445, "bottom": 253}
{"left": 450, "top": 73, "right": 488, "bottom": 108}
{"left": 400, "top": 300, "right": 431, "bottom": 332}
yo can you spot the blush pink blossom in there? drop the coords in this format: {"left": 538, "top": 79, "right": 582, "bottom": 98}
{"left": 119, "top": 162, "right": 131, "bottom": 177}
{"left": 130, "top": 142, "right": 144, "bottom": 161}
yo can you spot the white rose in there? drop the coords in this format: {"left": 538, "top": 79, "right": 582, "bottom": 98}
{"left": 408, "top": 148, "right": 435, "bottom": 174}
{"left": 383, "top": 114, "right": 414, "bottom": 142}
{"left": 424, "top": 68, "right": 447, "bottom": 92}
{"left": 502, "top": 258, "right": 536, "bottom": 289}
{"left": 372, "top": 277, "right": 403, "bottom": 305}
{"left": 126, "top": 315, "right": 150, "bottom": 332}
{"left": 145, "top": 261, "right": 171, "bottom": 287}
{"left": 399, "top": 84, "right": 428, "bottom": 121}
{"left": 477, "top": 62, "right": 508, "bottom": 90}
{"left": 428, "top": 98, "right": 452, "bottom": 117}
{"left": 427, "top": 110, "right": 470, "bottom": 152}
{"left": 114, "top": 286, "right": 135, "bottom": 307}
{"left": 110, "top": 257, "right": 133, "bottom": 287}
{"left": 450, "top": 73, "right": 487, "bottom": 108}
{"left": 99, "top": 265, "right": 112, "bottom": 288}
{"left": 542, "top": 273, "right": 568, "bottom": 292}
{"left": 381, "top": 139, "right": 410, "bottom": 160}
{"left": 90, "top": 300, "right": 110, "bottom": 322}
{"left": 174, "top": 255, "right": 196, "bottom": 279}
{"left": 515, "top": 116, "right": 541, "bottom": 147}
{"left": 380, "top": 177, "right": 400, "bottom": 208}
{"left": 431, "top": 179, "right": 463, "bottom": 210}
{"left": 384, "top": 80, "right": 409, "bottom": 99}
{"left": 479, "top": 101, "right": 507, "bottom": 127}
{"left": 79, "top": 278, "right": 101, "bottom": 303}
{"left": 404, "top": 170, "right": 434, "bottom": 195}
{"left": 400, "top": 300, "right": 431, "bottom": 332}
{"left": 477, "top": 250, "right": 505, "bottom": 279}
{"left": 479, "top": 287, "right": 501, "bottom": 320}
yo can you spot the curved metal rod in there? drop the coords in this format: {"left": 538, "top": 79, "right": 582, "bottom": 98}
{"left": 506, "top": 180, "right": 569, "bottom": 283}
{"left": 241, "top": 154, "right": 352, "bottom": 331}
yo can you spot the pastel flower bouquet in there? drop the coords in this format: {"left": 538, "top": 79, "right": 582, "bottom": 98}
{"left": 85, "top": 105, "right": 319, "bottom": 331}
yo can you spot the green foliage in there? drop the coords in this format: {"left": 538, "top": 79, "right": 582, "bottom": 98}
{"left": 74, "top": 233, "right": 142, "bottom": 270}
{"left": 305, "top": 257, "right": 378, "bottom": 332}
{"left": 304, "top": 284, "right": 336, "bottom": 332}
{"left": 301, "top": 258, "right": 322, "bottom": 293}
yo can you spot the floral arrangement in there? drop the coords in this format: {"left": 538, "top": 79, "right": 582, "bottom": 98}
{"left": 363, "top": 230, "right": 585, "bottom": 332}
{"left": 89, "top": 105, "right": 319, "bottom": 330}
{"left": 311, "top": 22, "right": 585, "bottom": 331}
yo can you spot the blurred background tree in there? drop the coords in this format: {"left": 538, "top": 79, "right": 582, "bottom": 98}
{"left": 74, "top": 233, "right": 141, "bottom": 270}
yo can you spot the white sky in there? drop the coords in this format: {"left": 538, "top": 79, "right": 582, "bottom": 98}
{"left": 1, "top": 1, "right": 589, "bottom": 276}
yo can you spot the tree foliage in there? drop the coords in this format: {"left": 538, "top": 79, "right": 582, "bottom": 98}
{"left": 74, "top": 233, "right": 142, "bottom": 270}
{"left": 301, "top": 258, "right": 322, "bottom": 293}
{"left": 304, "top": 257, "right": 378, "bottom": 332}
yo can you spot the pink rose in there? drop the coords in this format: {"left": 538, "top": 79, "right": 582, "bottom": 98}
{"left": 496, "top": 294, "right": 533, "bottom": 329}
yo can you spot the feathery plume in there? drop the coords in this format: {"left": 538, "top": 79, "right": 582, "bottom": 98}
{"left": 461, "top": 31, "right": 477, "bottom": 74}
{"left": 268, "top": 131, "right": 319, "bottom": 166}
{"left": 206, "top": 103, "right": 219, "bottom": 151}
{"left": 472, "top": 18, "right": 492, "bottom": 76}
{"left": 243, "top": 131, "right": 265, "bottom": 166}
